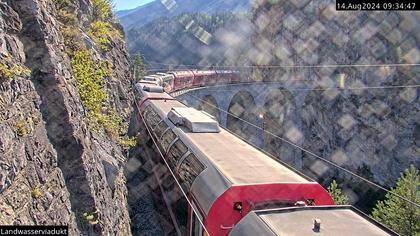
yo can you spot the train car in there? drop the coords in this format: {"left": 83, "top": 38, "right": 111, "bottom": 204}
{"left": 169, "top": 70, "right": 195, "bottom": 91}
{"left": 135, "top": 82, "right": 335, "bottom": 236}
{"left": 228, "top": 70, "right": 241, "bottom": 84}
{"left": 192, "top": 70, "right": 217, "bottom": 87}
{"left": 156, "top": 72, "right": 175, "bottom": 92}
{"left": 215, "top": 70, "right": 241, "bottom": 84}
{"left": 134, "top": 80, "right": 397, "bottom": 236}
{"left": 229, "top": 206, "right": 397, "bottom": 236}
{"left": 141, "top": 75, "right": 163, "bottom": 86}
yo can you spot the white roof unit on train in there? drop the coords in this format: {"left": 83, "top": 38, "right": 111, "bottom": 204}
{"left": 143, "top": 75, "right": 159, "bottom": 81}
{"left": 156, "top": 73, "right": 175, "bottom": 81}
{"left": 168, "top": 107, "right": 220, "bottom": 133}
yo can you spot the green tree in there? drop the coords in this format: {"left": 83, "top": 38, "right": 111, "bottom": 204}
{"left": 327, "top": 180, "right": 350, "bottom": 205}
{"left": 91, "top": 0, "right": 113, "bottom": 20}
{"left": 132, "top": 54, "right": 145, "bottom": 81}
{"left": 372, "top": 165, "right": 420, "bottom": 236}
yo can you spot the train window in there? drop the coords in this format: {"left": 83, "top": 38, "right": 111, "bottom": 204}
{"left": 153, "top": 120, "right": 169, "bottom": 139}
{"left": 177, "top": 154, "right": 206, "bottom": 192}
{"left": 144, "top": 107, "right": 161, "bottom": 129}
{"left": 252, "top": 201, "right": 294, "bottom": 211}
{"left": 142, "top": 105, "right": 153, "bottom": 117}
{"left": 167, "top": 140, "right": 188, "bottom": 169}
{"left": 160, "top": 129, "right": 176, "bottom": 151}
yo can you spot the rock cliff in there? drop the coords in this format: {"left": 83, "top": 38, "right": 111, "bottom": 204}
{"left": 0, "top": 0, "right": 133, "bottom": 235}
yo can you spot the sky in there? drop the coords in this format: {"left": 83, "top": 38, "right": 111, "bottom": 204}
{"left": 113, "top": 0, "right": 155, "bottom": 11}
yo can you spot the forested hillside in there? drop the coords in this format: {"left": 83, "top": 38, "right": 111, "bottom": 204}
{"left": 126, "top": 13, "right": 252, "bottom": 67}
{"left": 117, "top": 0, "right": 251, "bottom": 31}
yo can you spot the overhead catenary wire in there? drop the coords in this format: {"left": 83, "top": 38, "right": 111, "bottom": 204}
{"left": 144, "top": 62, "right": 420, "bottom": 70}
{"left": 201, "top": 83, "right": 420, "bottom": 92}
{"left": 183, "top": 92, "right": 420, "bottom": 209}
{"left": 169, "top": 82, "right": 420, "bottom": 97}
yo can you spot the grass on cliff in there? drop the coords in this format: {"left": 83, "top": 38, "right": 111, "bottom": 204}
{"left": 71, "top": 50, "right": 122, "bottom": 137}
{"left": 71, "top": 50, "right": 110, "bottom": 113}
{"left": 15, "top": 119, "right": 28, "bottom": 137}
{"left": 88, "top": 21, "right": 122, "bottom": 51}
{"left": 0, "top": 56, "right": 31, "bottom": 82}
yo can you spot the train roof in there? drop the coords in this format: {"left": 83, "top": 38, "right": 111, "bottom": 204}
{"left": 168, "top": 70, "right": 194, "bottom": 76}
{"left": 149, "top": 98, "right": 308, "bottom": 185}
{"left": 145, "top": 97, "right": 314, "bottom": 213}
{"left": 186, "top": 128, "right": 307, "bottom": 184}
{"left": 229, "top": 206, "right": 397, "bottom": 236}
{"left": 136, "top": 83, "right": 173, "bottom": 101}
{"left": 192, "top": 70, "right": 215, "bottom": 75}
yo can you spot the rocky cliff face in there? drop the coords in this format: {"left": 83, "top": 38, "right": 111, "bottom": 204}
{"left": 0, "top": 0, "right": 133, "bottom": 235}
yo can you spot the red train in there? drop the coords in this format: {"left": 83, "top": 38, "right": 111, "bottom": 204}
{"left": 133, "top": 71, "right": 396, "bottom": 236}
{"left": 141, "top": 70, "right": 241, "bottom": 93}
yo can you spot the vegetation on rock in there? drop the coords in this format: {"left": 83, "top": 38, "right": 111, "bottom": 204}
{"left": 0, "top": 56, "right": 31, "bottom": 82}
{"left": 88, "top": 20, "right": 122, "bottom": 51}
{"left": 71, "top": 50, "right": 110, "bottom": 113}
{"left": 15, "top": 120, "right": 28, "bottom": 137}
{"left": 371, "top": 165, "right": 420, "bottom": 236}
{"left": 31, "top": 185, "right": 44, "bottom": 199}
{"left": 53, "top": 0, "right": 132, "bottom": 146}
{"left": 92, "top": 0, "right": 113, "bottom": 20}
{"left": 118, "top": 137, "right": 137, "bottom": 150}
{"left": 82, "top": 209, "right": 100, "bottom": 225}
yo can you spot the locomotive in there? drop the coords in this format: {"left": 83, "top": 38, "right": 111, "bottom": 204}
{"left": 133, "top": 71, "right": 397, "bottom": 236}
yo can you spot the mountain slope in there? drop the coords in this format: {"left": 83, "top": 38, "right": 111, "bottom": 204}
{"left": 117, "top": 0, "right": 252, "bottom": 31}
{"left": 126, "top": 12, "right": 253, "bottom": 67}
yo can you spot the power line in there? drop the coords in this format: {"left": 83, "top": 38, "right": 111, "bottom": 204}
{"left": 216, "top": 63, "right": 420, "bottom": 69}
{"left": 145, "top": 62, "right": 420, "bottom": 70}
{"left": 202, "top": 84, "right": 420, "bottom": 92}
{"left": 183, "top": 93, "right": 420, "bottom": 209}
{"left": 170, "top": 82, "right": 420, "bottom": 96}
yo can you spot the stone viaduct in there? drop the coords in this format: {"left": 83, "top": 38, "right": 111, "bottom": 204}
{"left": 173, "top": 80, "right": 329, "bottom": 171}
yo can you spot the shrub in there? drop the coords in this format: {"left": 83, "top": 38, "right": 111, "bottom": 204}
{"left": 89, "top": 111, "right": 122, "bottom": 139}
{"left": 0, "top": 59, "right": 31, "bottom": 82}
{"left": 15, "top": 120, "right": 28, "bottom": 137}
{"left": 118, "top": 137, "right": 137, "bottom": 149}
{"left": 83, "top": 209, "right": 100, "bottom": 225}
{"left": 31, "top": 185, "right": 43, "bottom": 199}
{"left": 88, "top": 21, "right": 121, "bottom": 51}
{"left": 71, "top": 50, "right": 111, "bottom": 113}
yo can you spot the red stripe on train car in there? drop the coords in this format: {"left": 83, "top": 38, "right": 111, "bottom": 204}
{"left": 204, "top": 183, "right": 334, "bottom": 236}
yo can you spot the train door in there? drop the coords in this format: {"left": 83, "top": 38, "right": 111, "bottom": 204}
{"left": 189, "top": 202, "right": 205, "bottom": 236}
